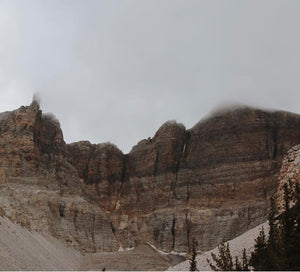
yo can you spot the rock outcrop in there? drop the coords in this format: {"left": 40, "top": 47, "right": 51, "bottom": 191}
{"left": 0, "top": 99, "right": 119, "bottom": 253}
{"left": 275, "top": 144, "right": 300, "bottom": 211}
{"left": 1, "top": 100, "right": 300, "bottom": 254}
{"left": 67, "top": 107, "right": 300, "bottom": 252}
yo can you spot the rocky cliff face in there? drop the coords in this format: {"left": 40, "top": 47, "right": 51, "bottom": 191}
{"left": 67, "top": 107, "right": 300, "bottom": 252}
{"left": 1, "top": 100, "right": 300, "bottom": 254}
{"left": 0, "top": 99, "right": 119, "bottom": 253}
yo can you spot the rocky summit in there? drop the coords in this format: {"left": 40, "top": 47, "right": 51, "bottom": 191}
{"left": 1, "top": 99, "right": 300, "bottom": 254}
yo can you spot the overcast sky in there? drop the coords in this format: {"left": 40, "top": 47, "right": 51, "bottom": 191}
{"left": 1, "top": 0, "right": 300, "bottom": 153}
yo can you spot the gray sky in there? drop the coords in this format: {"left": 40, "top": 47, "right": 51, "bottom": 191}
{"left": 1, "top": 0, "right": 300, "bottom": 153}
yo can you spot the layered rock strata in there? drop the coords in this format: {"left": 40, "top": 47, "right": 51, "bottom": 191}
{"left": 0, "top": 99, "right": 118, "bottom": 253}
{"left": 1, "top": 99, "right": 300, "bottom": 254}
{"left": 67, "top": 108, "right": 300, "bottom": 252}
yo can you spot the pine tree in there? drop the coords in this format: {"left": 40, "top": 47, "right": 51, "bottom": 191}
{"left": 268, "top": 196, "right": 277, "bottom": 247}
{"left": 250, "top": 227, "right": 270, "bottom": 270}
{"left": 286, "top": 182, "right": 300, "bottom": 270}
{"left": 207, "top": 242, "right": 236, "bottom": 271}
{"left": 250, "top": 180, "right": 300, "bottom": 270}
{"left": 189, "top": 238, "right": 198, "bottom": 271}
{"left": 235, "top": 256, "right": 242, "bottom": 271}
{"left": 241, "top": 248, "right": 249, "bottom": 271}
{"left": 266, "top": 197, "right": 280, "bottom": 270}
{"left": 207, "top": 180, "right": 300, "bottom": 271}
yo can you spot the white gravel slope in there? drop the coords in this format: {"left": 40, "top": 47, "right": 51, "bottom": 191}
{"left": 168, "top": 222, "right": 269, "bottom": 271}
{"left": 0, "top": 216, "right": 82, "bottom": 270}
{"left": 0, "top": 215, "right": 269, "bottom": 271}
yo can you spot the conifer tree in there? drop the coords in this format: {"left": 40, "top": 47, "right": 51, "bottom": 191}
{"left": 241, "top": 248, "right": 249, "bottom": 271}
{"left": 250, "top": 227, "right": 270, "bottom": 270}
{"left": 207, "top": 180, "right": 300, "bottom": 271}
{"left": 207, "top": 242, "right": 235, "bottom": 271}
{"left": 189, "top": 238, "right": 198, "bottom": 271}
{"left": 250, "top": 180, "right": 300, "bottom": 270}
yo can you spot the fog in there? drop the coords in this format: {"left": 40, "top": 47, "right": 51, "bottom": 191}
{"left": 0, "top": 0, "right": 300, "bottom": 153}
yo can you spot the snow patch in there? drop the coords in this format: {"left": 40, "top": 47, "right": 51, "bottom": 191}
{"left": 147, "top": 242, "right": 187, "bottom": 257}
{"left": 118, "top": 246, "right": 124, "bottom": 252}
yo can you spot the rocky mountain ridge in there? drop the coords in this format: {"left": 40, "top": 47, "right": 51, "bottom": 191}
{"left": 1, "top": 99, "right": 300, "bottom": 254}
{"left": 0, "top": 99, "right": 118, "bottom": 253}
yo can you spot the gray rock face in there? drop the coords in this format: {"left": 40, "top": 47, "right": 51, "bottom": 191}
{"left": 1, "top": 100, "right": 300, "bottom": 254}
{"left": 276, "top": 144, "right": 300, "bottom": 211}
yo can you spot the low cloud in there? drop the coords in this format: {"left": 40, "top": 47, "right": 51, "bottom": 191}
{"left": 0, "top": 0, "right": 300, "bottom": 153}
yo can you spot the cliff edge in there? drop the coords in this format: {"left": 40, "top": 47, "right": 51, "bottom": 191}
{"left": 1, "top": 100, "right": 300, "bottom": 253}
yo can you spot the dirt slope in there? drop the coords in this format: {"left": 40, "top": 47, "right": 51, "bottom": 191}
{"left": 0, "top": 215, "right": 269, "bottom": 271}
{"left": 0, "top": 215, "right": 185, "bottom": 271}
{"left": 81, "top": 243, "right": 185, "bottom": 271}
{"left": 0, "top": 216, "right": 82, "bottom": 270}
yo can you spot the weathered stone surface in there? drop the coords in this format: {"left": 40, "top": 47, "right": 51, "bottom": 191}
{"left": 1, "top": 100, "right": 300, "bottom": 255}
{"left": 68, "top": 107, "right": 300, "bottom": 252}
{"left": 275, "top": 144, "right": 300, "bottom": 211}
{"left": 0, "top": 99, "right": 119, "bottom": 253}
{"left": 67, "top": 141, "right": 124, "bottom": 211}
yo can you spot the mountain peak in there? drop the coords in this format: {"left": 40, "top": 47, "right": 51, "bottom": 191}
{"left": 29, "top": 93, "right": 40, "bottom": 112}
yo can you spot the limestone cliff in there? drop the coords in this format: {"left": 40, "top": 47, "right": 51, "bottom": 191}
{"left": 0, "top": 99, "right": 119, "bottom": 253}
{"left": 67, "top": 107, "right": 300, "bottom": 252}
{"left": 275, "top": 144, "right": 300, "bottom": 211}
{"left": 1, "top": 100, "right": 300, "bottom": 254}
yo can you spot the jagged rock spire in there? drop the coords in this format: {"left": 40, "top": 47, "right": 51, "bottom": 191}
{"left": 30, "top": 93, "right": 41, "bottom": 111}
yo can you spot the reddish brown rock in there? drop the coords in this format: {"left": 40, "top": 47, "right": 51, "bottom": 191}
{"left": 67, "top": 107, "right": 300, "bottom": 252}
{"left": 67, "top": 141, "right": 124, "bottom": 211}
{"left": 0, "top": 98, "right": 119, "bottom": 253}
{"left": 1, "top": 100, "right": 300, "bottom": 255}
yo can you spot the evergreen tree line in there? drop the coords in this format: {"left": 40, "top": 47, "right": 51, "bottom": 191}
{"left": 190, "top": 180, "right": 300, "bottom": 271}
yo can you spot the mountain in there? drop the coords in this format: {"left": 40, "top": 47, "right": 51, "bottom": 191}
{"left": 170, "top": 141, "right": 300, "bottom": 270}
{"left": 1, "top": 98, "right": 300, "bottom": 254}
